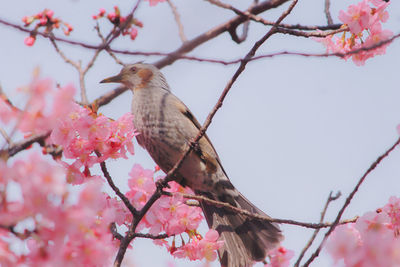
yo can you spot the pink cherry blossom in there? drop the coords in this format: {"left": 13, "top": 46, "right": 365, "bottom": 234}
{"left": 22, "top": 9, "right": 73, "bottom": 40}
{"left": 364, "top": 23, "right": 393, "bottom": 56}
{"left": 327, "top": 197, "right": 400, "bottom": 266}
{"left": 107, "top": 12, "right": 117, "bottom": 21}
{"left": 316, "top": 0, "right": 392, "bottom": 66}
{"left": 147, "top": 0, "right": 166, "bottom": 6}
{"left": 265, "top": 247, "right": 294, "bottom": 267}
{"left": 105, "top": 196, "right": 132, "bottom": 226}
{"left": 326, "top": 224, "right": 362, "bottom": 264}
{"left": 355, "top": 210, "right": 392, "bottom": 234}
{"left": 150, "top": 193, "right": 203, "bottom": 235}
{"left": 384, "top": 196, "right": 400, "bottom": 234}
{"left": 0, "top": 230, "right": 18, "bottom": 266}
{"left": 99, "top": 8, "right": 106, "bottom": 16}
{"left": 130, "top": 28, "right": 138, "bottom": 40}
{"left": 370, "top": 0, "right": 389, "bottom": 8}
{"left": 351, "top": 24, "right": 393, "bottom": 66}
{"left": 94, "top": 6, "right": 141, "bottom": 43}
{"left": 24, "top": 36, "right": 36, "bottom": 46}
{"left": 126, "top": 164, "right": 156, "bottom": 209}
{"left": 125, "top": 165, "right": 211, "bottom": 260}
{"left": 45, "top": 9, "right": 54, "bottom": 18}
{"left": 198, "top": 229, "right": 225, "bottom": 261}
{"left": 173, "top": 229, "right": 224, "bottom": 261}
{"left": 126, "top": 165, "right": 203, "bottom": 235}
{"left": 22, "top": 15, "right": 34, "bottom": 25}
{"left": 50, "top": 104, "right": 137, "bottom": 181}
{"left": 0, "top": 152, "right": 119, "bottom": 266}
{"left": 339, "top": 0, "right": 371, "bottom": 34}
{"left": 7, "top": 78, "right": 77, "bottom": 135}
{"left": 371, "top": 2, "right": 389, "bottom": 23}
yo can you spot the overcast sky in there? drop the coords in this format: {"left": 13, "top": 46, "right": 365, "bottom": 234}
{"left": 1, "top": 0, "right": 400, "bottom": 266}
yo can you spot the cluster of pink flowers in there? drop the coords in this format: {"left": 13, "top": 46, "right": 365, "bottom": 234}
{"left": 126, "top": 165, "right": 203, "bottom": 235}
{"left": 50, "top": 103, "right": 137, "bottom": 184}
{"left": 172, "top": 229, "right": 224, "bottom": 261}
{"left": 316, "top": 0, "right": 392, "bottom": 65}
{"left": 327, "top": 196, "right": 400, "bottom": 266}
{"left": 0, "top": 154, "right": 118, "bottom": 266}
{"left": 0, "top": 76, "right": 224, "bottom": 264}
{"left": 124, "top": 164, "right": 223, "bottom": 262}
{"left": 92, "top": 6, "right": 143, "bottom": 41}
{"left": 22, "top": 9, "right": 73, "bottom": 46}
{"left": 265, "top": 247, "right": 294, "bottom": 267}
{"left": 0, "top": 76, "right": 136, "bottom": 184}
{"left": 0, "top": 77, "right": 76, "bottom": 135}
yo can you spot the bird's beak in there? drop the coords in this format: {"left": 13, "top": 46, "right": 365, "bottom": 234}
{"left": 100, "top": 73, "right": 123, "bottom": 84}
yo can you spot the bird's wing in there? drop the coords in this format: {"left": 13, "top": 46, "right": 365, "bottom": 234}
{"left": 170, "top": 95, "right": 228, "bottom": 176}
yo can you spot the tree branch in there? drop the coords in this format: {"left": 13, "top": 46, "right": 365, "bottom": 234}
{"left": 0, "top": 132, "right": 50, "bottom": 159}
{"left": 302, "top": 136, "right": 400, "bottom": 267}
{"left": 167, "top": 0, "right": 187, "bottom": 43}
{"left": 163, "top": 191, "right": 355, "bottom": 229}
{"left": 294, "top": 191, "right": 341, "bottom": 267}
{"left": 205, "top": 0, "right": 340, "bottom": 31}
{"left": 96, "top": 152, "right": 138, "bottom": 217}
{"left": 0, "top": 127, "right": 12, "bottom": 146}
{"left": 153, "top": 0, "right": 291, "bottom": 68}
{"left": 324, "top": 0, "right": 333, "bottom": 25}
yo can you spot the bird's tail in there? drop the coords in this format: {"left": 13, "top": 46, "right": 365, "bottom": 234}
{"left": 197, "top": 189, "right": 283, "bottom": 267}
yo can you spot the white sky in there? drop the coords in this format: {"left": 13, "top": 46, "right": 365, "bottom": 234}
{"left": 1, "top": 0, "right": 400, "bottom": 266}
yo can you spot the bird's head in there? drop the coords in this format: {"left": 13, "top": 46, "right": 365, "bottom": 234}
{"left": 100, "top": 63, "right": 170, "bottom": 92}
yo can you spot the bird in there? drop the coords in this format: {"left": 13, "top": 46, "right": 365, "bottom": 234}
{"left": 101, "top": 63, "right": 283, "bottom": 267}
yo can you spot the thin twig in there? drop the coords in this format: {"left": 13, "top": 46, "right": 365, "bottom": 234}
{"left": 276, "top": 26, "right": 346, "bottom": 38}
{"left": 78, "top": 72, "right": 89, "bottom": 105}
{"left": 67, "top": 31, "right": 400, "bottom": 119}
{"left": 229, "top": 20, "right": 250, "bottom": 43}
{"left": 205, "top": 0, "right": 340, "bottom": 31}
{"left": 110, "top": 223, "right": 124, "bottom": 240}
{"left": 49, "top": 37, "right": 80, "bottom": 69}
{"left": 294, "top": 191, "right": 341, "bottom": 267}
{"left": 0, "top": 128, "right": 12, "bottom": 146}
{"left": 163, "top": 191, "right": 356, "bottom": 229}
{"left": 82, "top": 45, "right": 103, "bottom": 76}
{"left": 324, "top": 0, "right": 333, "bottom": 25}
{"left": 113, "top": 183, "right": 164, "bottom": 267}
{"left": 0, "top": 132, "right": 50, "bottom": 158}
{"left": 104, "top": 0, "right": 142, "bottom": 47}
{"left": 302, "top": 137, "right": 400, "bottom": 267}
{"left": 94, "top": 23, "right": 125, "bottom": 66}
{"left": 96, "top": 152, "right": 138, "bottom": 217}
{"left": 153, "top": 0, "right": 289, "bottom": 68}
{"left": 87, "top": 30, "right": 399, "bottom": 67}
{"left": 0, "top": 8, "right": 342, "bottom": 69}
{"left": 49, "top": 0, "right": 142, "bottom": 106}
{"left": 167, "top": 0, "right": 187, "bottom": 42}
{"left": 49, "top": 36, "right": 89, "bottom": 105}
{"left": 0, "top": 1, "right": 342, "bottom": 69}
{"left": 82, "top": 0, "right": 141, "bottom": 103}
{"left": 133, "top": 232, "right": 170, "bottom": 239}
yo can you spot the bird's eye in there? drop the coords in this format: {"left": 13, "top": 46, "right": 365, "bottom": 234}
{"left": 130, "top": 66, "right": 137, "bottom": 73}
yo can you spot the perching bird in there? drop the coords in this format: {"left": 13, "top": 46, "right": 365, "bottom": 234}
{"left": 101, "top": 63, "right": 283, "bottom": 267}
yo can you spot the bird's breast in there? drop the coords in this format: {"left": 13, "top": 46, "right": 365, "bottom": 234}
{"left": 131, "top": 92, "right": 185, "bottom": 171}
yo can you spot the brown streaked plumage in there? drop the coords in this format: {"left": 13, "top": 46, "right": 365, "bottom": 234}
{"left": 101, "top": 63, "right": 283, "bottom": 267}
